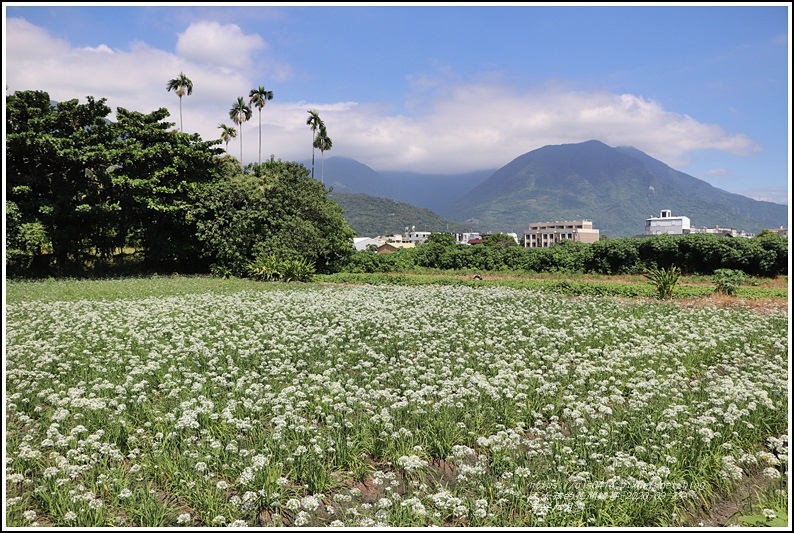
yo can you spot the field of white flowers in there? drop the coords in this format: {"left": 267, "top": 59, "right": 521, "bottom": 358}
{"left": 5, "top": 283, "right": 789, "bottom": 527}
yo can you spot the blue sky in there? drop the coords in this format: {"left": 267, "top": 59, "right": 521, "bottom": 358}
{"left": 3, "top": 2, "right": 791, "bottom": 206}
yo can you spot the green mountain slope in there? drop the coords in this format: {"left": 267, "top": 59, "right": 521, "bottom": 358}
{"left": 328, "top": 192, "right": 474, "bottom": 237}
{"left": 442, "top": 140, "right": 788, "bottom": 237}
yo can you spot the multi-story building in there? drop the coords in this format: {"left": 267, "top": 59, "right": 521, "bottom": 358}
{"left": 403, "top": 226, "right": 432, "bottom": 244}
{"left": 404, "top": 231, "right": 432, "bottom": 244}
{"left": 523, "top": 220, "right": 600, "bottom": 248}
{"left": 643, "top": 210, "right": 690, "bottom": 235}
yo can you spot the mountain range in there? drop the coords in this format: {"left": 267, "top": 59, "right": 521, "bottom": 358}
{"left": 302, "top": 140, "right": 788, "bottom": 238}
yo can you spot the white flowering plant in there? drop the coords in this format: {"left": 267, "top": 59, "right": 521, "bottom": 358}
{"left": 4, "top": 279, "right": 788, "bottom": 527}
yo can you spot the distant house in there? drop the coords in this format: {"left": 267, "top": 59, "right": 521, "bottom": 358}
{"left": 353, "top": 237, "right": 382, "bottom": 251}
{"left": 767, "top": 226, "right": 788, "bottom": 238}
{"left": 453, "top": 232, "right": 481, "bottom": 245}
{"left": 642, "top": 209, "right": 756, "bottom": 238}
{"left": 643, "top": 210, "right": 690, "bottom": 235}
{"left": 377, "top": 242, "right": 416, "bottom": 254}
{"left": 524, "top": 220, "right": 600, "bottom": 248}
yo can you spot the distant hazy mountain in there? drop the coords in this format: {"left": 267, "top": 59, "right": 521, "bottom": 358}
{"left": 379, "top": 169, "right": 494, "bottom": 213}
{"left": 328, "top": 192, "right": 474, "bottom": 237}
{"left": 441, "top": 140, "right": 788, "bottom": 237}
{"left": 303, "top": 156, "right": 398, "bottom": 199}
{"left": 302, "top": 156, "right": 493, "bottom": 212}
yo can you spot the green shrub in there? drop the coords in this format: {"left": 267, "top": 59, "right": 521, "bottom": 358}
{"left": 281, "top": 257, "right": 315, "bottom": 282}
{"left": 246, "top": 254, "right": 282, "bottom": 282}
{"left": 209, "top": 263, "right": 235, "bottom": 279}
{"left": 711, "top": 268, "right": 747, "bottom": 296}
{"left": 712, "top": 268, "right": 747, "bottom": 296}
{"left": 246, "top": 255, "right": 315, "bottom": 282}
{"left": 643, "top": 265, "right": 681, "bottom": 300}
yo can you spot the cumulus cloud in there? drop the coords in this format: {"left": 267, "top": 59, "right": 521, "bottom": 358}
{"left": 283, "top": 83, "right": 761, "bottom": 174}
{"left": 5, "top": 16, "right": 765, "bottom": 180}
{"left": 175, "top": 21, "right": 266, "bottom": 70}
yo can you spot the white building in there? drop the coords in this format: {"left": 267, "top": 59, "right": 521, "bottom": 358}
{"left": 644, "top": 210, "right": 690, "bottom": 235}
{"left": 453, "top": 232, "right": 481, "bottom": 245}
{"left": 404, "top": 226, "right": 432, "bottom": 244}
{"left": 524, "top": 220, "right": 600, "bottom": 248}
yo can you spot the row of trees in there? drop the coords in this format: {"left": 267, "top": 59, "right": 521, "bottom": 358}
{"left": 341, "top": 232, "right": 788, "bottom": 278}
{"left": 165, "top": 72, "right": 332, "bottom": 180}
{"left": 6, "top": 90, "right": 354, "bottom": 277}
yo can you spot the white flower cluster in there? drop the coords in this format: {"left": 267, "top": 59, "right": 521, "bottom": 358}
{"left": 397, "top": 454, "right": 428, "bottom": 473}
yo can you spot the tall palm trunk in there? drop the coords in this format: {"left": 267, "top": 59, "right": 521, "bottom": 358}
{"left": 258, "top": 109, "right": 262, "bottom": 165}
{"left": 311, "top": 130, "right": 316, "bottom": 179}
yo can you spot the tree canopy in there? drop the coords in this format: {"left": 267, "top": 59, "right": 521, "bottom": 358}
{"left": 193, "top": 160, "right": 355, "bottom": 276}
{"left": 6, "top": 90, "right": 362, "bottom": 278}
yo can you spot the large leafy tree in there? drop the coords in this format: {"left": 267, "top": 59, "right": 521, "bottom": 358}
{"left": 6, "top": 90, "right": 224, "bottom": 275}
{"left": 6, "top": 90, "right": 117, "bottom": 273}
{"left": 193, "top": 159, "right": 355, "bottom": 275}
{"left": 248, "top": 85, "right": 273, "bottom": 165}
{"left": 109, "top": 106, "right": 224, "bottom": 270}
{"left": 166, "top": 72, "right": 193, "bottom": 133}
{"left": 306, "top": 110, "right": 324, "bottom": 179}
{"left": 313, "top": 125, "right": 333, "bottom": 184}
{"left": 229, "top": 97, "right": 252, "bottom": 163}
{"left": 482, "top": 233, "right": 518, "bottom": 248}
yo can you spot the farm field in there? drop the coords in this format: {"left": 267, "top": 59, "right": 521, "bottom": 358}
{"left": 4, "top": 277, "right": 789, "bottom": 527}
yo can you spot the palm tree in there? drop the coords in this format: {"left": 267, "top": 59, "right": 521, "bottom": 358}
{"left": 218, "top": 123, "right": 237, "bottom": 154}
{"left": 166, "top": 72, "right": 193, "bottom": 132}
{"left": 306, "top": 110, "right": 324, "bottom": 179}
{"left": 229, "top": 97, "right": 252, "bottom": 163}
{"left": 313, "top": 125, "right": 333, "bottom": 185}
{"left": 248, "top": 86, "right": 274, "bottom": 165}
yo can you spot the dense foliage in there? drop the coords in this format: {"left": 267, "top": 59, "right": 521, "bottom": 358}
{"left": 6, "top": 90, "right": 224, "bottom": 275}
{"left": 340, "top": 232, "right": 788, "bottom": 278}
{"left": 5, "top": 90, "right": 355, "bottom": 278}
{"left": 193, "top": 160, "right": 354, "bottom": 276}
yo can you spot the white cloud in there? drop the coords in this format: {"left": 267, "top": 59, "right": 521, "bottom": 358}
{"left": 79, "top": 44, "right": 115, "bottom": 54}
{"left": 175, "top": 21, "right": 266, "bottom": 70}
{"left": 4, "top": 17, "right": 766, "bottom": 181}
{"left": 4, "top": 18, "right": 66, "bottom": 60}
{"left": 289, "top": 84, "right": 761, "bottom": 174}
